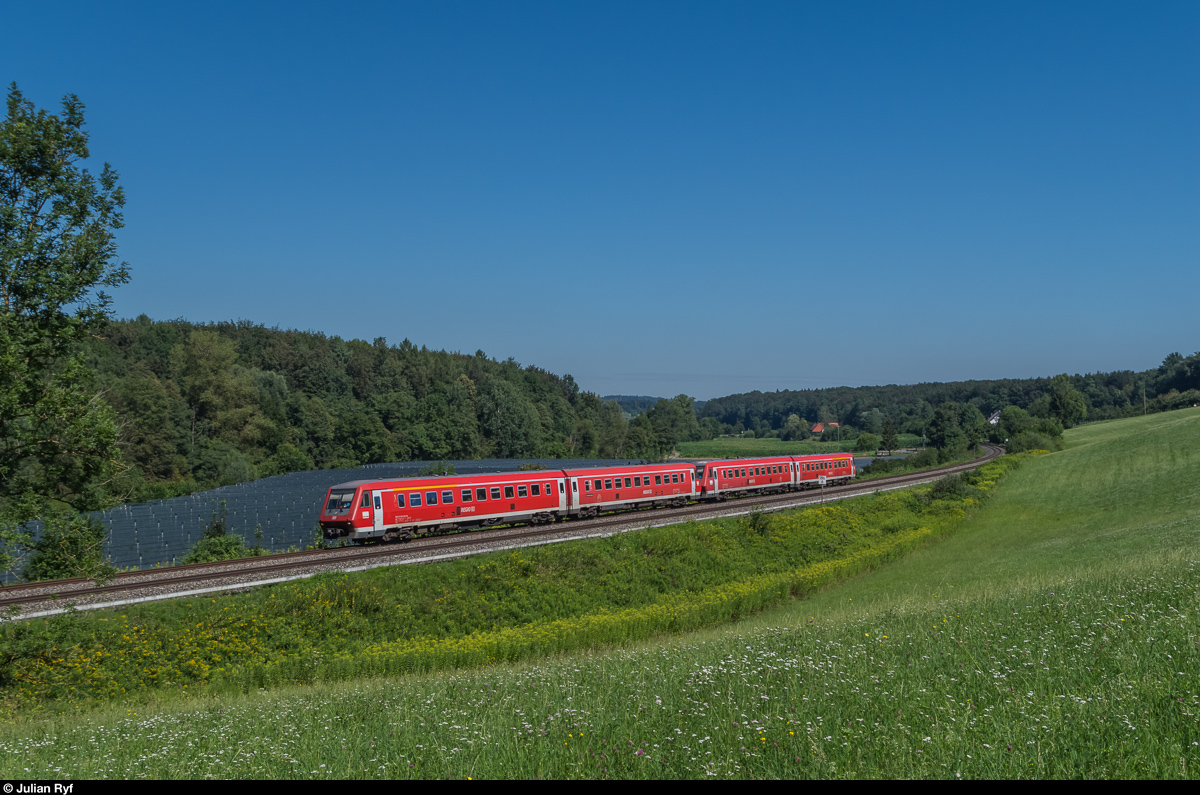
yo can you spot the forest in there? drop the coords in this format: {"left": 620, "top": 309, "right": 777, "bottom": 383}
{"left": 87, "top": 316, "right": 1199, "bottom": 503}
{"left": 695, "top": 353, "right": 1200, "bottom": 441}
{"left": 85, "top": 316, "right": 705, "bottom": 501}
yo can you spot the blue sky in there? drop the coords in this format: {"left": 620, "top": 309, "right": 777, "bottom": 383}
{"left": 5, "top": 1, "right": 1197, "bottom": 399}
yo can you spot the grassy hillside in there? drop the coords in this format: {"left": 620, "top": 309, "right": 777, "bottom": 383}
{"left": 786, "top": 406, "right": 1200, "bottom": 611}
{"left": 2, "top": 409, "right": 1197, "bottom": 778}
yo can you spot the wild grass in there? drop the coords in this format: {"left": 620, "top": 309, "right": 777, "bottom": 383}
{"left": 1, "top": 555, "right": 1194, "bottom": 779}
{"left": 3, "top": 408, "right": 1197, "bottom": 778}
{"left": 0, "top": 459, "right": 1022, "bottom": 711}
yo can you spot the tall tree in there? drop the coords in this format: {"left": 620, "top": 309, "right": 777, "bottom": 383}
{"left": 1047, "top": 374, "right": 1087, "bottom": 428}
{"left": 880, "top": 416, "right": 898, "bottom": 454}
{"left": 0, "top": 84, "right": 128, "bottom": 577}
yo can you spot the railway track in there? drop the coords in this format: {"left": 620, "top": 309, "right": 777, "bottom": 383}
{"left": 0, "top": 445, "right": 1003, "bottom": 616}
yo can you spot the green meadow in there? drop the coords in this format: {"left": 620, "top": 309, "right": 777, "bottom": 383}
{"left": 1, "top": 409, "right": 1197, "bottom": 778}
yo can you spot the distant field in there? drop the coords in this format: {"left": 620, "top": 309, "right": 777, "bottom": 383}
{"left": 676, "top": 434, "right": 922, "bottom": 458}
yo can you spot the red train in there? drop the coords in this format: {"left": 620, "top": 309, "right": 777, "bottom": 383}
{"left": 320, "top": 453, "right": 856, "bottom": 542}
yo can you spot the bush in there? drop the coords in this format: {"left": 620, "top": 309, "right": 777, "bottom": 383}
{"left": 182, "top": 534, "right": 248, "bottom": 565}
{"left": 180, "top": 501, "right": 262, "bottom": 564}
{"left": 922, "top": 473, "right": 983, "bottom": 504}
{"left": 1007, "top": 431, "right": 1065, "bottom": 453}
{"left": 21, "top": 510, "right": 116, "bottom": 583}
{"left": 743, "top": 506, "right": 773, "bottom": 536}
{"left": 855, "top": 432, "right": 880, "bottom": 453}
{"left": 909, "top": 448, "right": 939, "bottom": 467}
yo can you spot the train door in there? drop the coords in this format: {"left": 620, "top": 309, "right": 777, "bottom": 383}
{"left": 371, "top": 490, "right": 384, "bottom": 534}
{"left": 558, "top": 479, "right": 567, "bottom": 512}
{"left": 570, "top": 478, "right": 579, "bottom": 511}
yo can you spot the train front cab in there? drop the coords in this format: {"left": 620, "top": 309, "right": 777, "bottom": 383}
{"left": 322, "top": 473, "right": 570, "bottom": 542}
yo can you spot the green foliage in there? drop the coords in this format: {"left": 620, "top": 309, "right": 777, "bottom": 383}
{"left": 181, "top": 534, "right": 249, "bottom": 565}
{"left": 8, "top": 413, "right": 1200, "bottom": 778}
{"left": 854, "top": 432, "right": 880, "bottom": 452}
{"left": 180, "top": 502, "right": 262, "bottom": 564}
{"left": 926, "top": 401, "right": 986, "bottom": 460}
{"left": 676, "top": 437, "right": 866, "bottom": 458}
{"left": 855, "top": 444, "right": 957, "bottom": 479}
{"left": 1047, "top": 373, "right": 1087, "bottom": 427}
{"left": 21, "top": 510, "right": 115, "bottom": 583}
{"left": 3, "top": 455, "right": 1027, "bottom": 708}
{"left": 0, "top": 84, "right": 127, "bottom": 574}
{"left": 743, "top": 505, "right": 773, "bottom": 536}
{"left": 417, "top": 460, "right": 456, "bottom": 476}
{"left": 920, "top": 472, "right": 983, "bottom": 504}
{"left": 880, "top": 415, "right": 898, "bottom": 452}
{"left": 202, "top": 501, "right": 228, "bottom": 540}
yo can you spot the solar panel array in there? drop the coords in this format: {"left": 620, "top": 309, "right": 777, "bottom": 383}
{"left": 4, "top": 459, "right": 648, "bottom": 581}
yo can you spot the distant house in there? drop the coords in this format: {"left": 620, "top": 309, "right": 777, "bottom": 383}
{"left": 987, "top": 411, "right": 1001, "bottom": 426}
{"left": 810, "top": 422, "right": 838, "bottom": 434}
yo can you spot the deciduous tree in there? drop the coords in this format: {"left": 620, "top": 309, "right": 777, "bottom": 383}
{"left": 0, "top": 84, "right": 127, "bottom": 577}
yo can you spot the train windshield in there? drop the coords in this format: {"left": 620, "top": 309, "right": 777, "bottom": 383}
{"left": 695, "top": 464, "right": 707, "bottom": 480}
{"left": 325, "top": 489, "right": 356, "bottom": 513}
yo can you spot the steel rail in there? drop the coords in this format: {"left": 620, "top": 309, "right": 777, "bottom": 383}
{"left": 0, "top": 445, "right": 1002, "bottom": 611}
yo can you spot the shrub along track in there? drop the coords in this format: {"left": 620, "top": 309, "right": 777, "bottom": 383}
{"left": 0, "top": 445, "right": 1002, "bottom": 616}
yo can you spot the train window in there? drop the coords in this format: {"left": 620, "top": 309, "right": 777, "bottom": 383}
{"left": 604, "top": 479, "right": 613, "bottom": 490}
{"left": 427, "top": 491, "right": 438, "bottom": 504}
{"left": 327, "top": 490, "right": 354, "bottom": 512}
{"left": 571, "top": 481, "right": 577, "bottom": 493}
{"left": 634, "top": 476, "right": 641, "bottom": 486}
{"left": 624, "top": 477, "right": 631, "bottom": 488}
{"left": 584, "top": 480, "right": 591, "bottom": 492}
{"left": 442, "top": 491, "right": 454, "bottom": 503}
{"left": 654, "top": 475, "right": 662, "bottom": 485}
{"left": 670, "top": 474, "right": 677, "bottom": 483}
{"left": 560, "top": 482, "right": 566, "bottom": 493}
{"left": 461, "top": 489, "right": 472, "bottom": 502}
{"left": 374, "top": 495, "right": 381, "bottom": 510}
{"left": 411, "top": 493, "right": 422, "bottom": 507}
{"left": 504, "top": 486, "right": 514, "bottom": 499}
{"left": 477, "top": 488, "right": 488, "bottom": 501}
{"left": 396, "top": 493, "right": 406, "bottom": 508}
{"left": 518, "top": 485, "right": 527, "bottom": 498}
{"left": 360, "top": 492, "right": 370, "bottom": 508}
{"left": 531, "top": 484, "right": 541, "bottom": 496}
{"left": 491, "top": 487, "right": 501, "bottom": 500}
